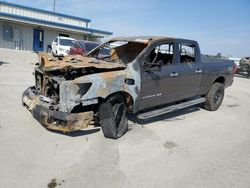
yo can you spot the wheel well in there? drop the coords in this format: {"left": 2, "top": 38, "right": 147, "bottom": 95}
{"left": 213, "top": 76, "right": 225, "bottom": 84}
{"left": 104, "top": 92, "right": 134, "bottom": 110}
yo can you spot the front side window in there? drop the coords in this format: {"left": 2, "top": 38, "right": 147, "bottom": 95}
{"left": 148, "top": 43, "right": 174, "bottom": 65}
{"left": 179, "top": 43, "right": 196, "bottom": 63}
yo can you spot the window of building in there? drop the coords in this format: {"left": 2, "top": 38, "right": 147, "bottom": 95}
{"left": 2, "top": 25, "right": 13, "bottom": 41}
{"left": 59, "top": 33, "right": 69, "bottom": 37}
{"left": 179, "top": 43, "right": 196, "bottom": 63}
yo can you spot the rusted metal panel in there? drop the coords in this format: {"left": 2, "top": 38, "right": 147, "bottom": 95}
{"left": 38, "top": 53, "right": 126, "bottom": 72}
{"left": 46, "top": 111, "right": 94, "bottom": 132}
{"left": 22, "top": 87, "right": 94, "bottom": 132}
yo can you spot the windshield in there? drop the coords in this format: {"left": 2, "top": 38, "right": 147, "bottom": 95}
{"left": 77, "top": 41, "right": 84, "bottom": 48}
{"left": 87, "top": 40, "right": 148, "bottom": 63}
{"left": 59, "top": 39, "right": 75, "bottom": 46}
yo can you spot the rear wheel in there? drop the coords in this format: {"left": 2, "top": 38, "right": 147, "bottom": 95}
{"left": 99, "top": 94, "right": 128, "bottom": 139}
{"left": 244, "top": 64, "right": 250, "bottom": 78}
{"left": 203, "top": 83, "right": 225, "bottom": 111}
{"left": 52, "top": 50, "right": 56, "bottom": 57}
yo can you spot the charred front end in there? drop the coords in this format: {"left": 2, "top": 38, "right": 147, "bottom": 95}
{"left": 22, "top": 86, "right": 94, "bottom": 132}
{"left": 22, "top": 53, "right": 127, "bottom": 132}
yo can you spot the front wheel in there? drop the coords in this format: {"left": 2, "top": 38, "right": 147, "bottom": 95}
{"left": 99, "top": 94, "right": 128, "bottom": 139}
{"left": 203, "top": 83, "right": 225, "bottom": 111}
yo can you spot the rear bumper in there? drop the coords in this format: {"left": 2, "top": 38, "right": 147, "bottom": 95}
{"left": 22, "top": 87, "right": 94, "bottom": 132}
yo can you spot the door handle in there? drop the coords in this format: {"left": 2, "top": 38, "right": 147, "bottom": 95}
{"left": 170, "top": 72, "right": 179, "bottom": 77}
{"left": 195, "top": 69, "right": 202, "bottom": 74}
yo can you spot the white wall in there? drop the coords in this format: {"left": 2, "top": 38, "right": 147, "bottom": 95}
{"left": 0, "top": 21, "right": 88, "bottom": 52}
{"left": 0, "top": 21, "right": 33, "bottom": 50}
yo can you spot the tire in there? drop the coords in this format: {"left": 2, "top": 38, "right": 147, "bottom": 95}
{"left": 245, "top": 65, "right": 250, "bottom": 78}
{"left": 235, "top": 67, "right": 239, "bottom": 74}
{"left": 203, "top": 83, "right": 225, "bottom": 111}
{"left": 47, "top": 48, "right": 52, "bottom": 54}
{"left": 99, "top": 94, "right": 128, "bottom": 139}
{"left": 52, "top": 50, "right": 56, "bottom": 57}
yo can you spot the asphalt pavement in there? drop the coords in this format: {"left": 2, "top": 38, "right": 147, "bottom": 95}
{"left": 0, "top": 48, "right": 249, "bottom": 188}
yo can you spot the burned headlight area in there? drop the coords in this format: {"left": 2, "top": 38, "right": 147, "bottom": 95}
{"left": 34, "top": 69, "right": 61, "bottom": 104}
{"left": 59, "top": 82, "right": 93, "bottom": 112}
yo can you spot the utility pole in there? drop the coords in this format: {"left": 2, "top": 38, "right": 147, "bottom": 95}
{"left": 53, "top": 0, "right": 56, "bottom": 12}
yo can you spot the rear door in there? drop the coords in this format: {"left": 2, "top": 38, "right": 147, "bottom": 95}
{"left": 174, "top": 42, "right": 203, "bottom": 100}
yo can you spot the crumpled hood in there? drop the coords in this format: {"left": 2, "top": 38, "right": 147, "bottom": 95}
{"left": 38, "top": 52, "right": 126, "bottom": 72}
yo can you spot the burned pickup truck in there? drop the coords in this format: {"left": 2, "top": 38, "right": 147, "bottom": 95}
{"left": 22, "top": 36, "right": 235, "bottom": 139}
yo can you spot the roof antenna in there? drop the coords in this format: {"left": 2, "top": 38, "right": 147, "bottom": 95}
{"left": 53, "top": 0, "right": 56, "bottom": 12}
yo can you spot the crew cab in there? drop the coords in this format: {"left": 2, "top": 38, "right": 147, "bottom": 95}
{"left": 22, "top": 36, "right": 235, "bottom": 139}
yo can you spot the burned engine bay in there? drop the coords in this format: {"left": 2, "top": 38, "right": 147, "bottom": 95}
{"left": 35, "top": 53, "right": 127, "bottom": 105}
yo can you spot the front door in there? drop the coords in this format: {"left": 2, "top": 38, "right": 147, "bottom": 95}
{"left": 139, "top": 42, "right": 177, "bottom": 110}
{"left": 33, "top": 29, "right": 44, "bottom": 51}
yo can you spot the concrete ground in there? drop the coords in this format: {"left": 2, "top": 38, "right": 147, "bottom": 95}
{"left": 0, "top": 48, "right": 250, "bottom": 188}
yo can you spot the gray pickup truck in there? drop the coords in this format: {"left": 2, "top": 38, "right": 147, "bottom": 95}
{"left": 22, "top": 36, "right": 235, "bottom": 139}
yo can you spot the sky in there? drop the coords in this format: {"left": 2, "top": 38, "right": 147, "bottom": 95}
{"left": 5, "top": 0, "right": 250, "bottom": 57}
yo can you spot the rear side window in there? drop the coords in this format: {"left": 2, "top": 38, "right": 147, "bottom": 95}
{"left": 179, "top": 43, "right": 196, "bottom": 63}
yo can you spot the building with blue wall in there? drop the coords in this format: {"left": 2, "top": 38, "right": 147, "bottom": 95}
{"left": 0, "top": 1, "right": 112, "bottom": 51}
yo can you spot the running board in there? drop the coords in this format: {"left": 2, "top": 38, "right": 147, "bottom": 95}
{"left": 137, "top": 97, "right": 206, "bottom": 120}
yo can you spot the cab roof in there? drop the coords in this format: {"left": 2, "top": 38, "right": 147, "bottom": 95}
{"left": 57, "top": 36, "right": 76, "bottom": 40}
{"left": 110, "top": 36, "right": 196, "bottom": 44}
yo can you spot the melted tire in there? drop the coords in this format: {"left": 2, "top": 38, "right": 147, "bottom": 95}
{"left": 99, "top": 94, "right": 128, "bottom": 139}
{"left": 203, "top": 83, "right": 225, "bottom": 111}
